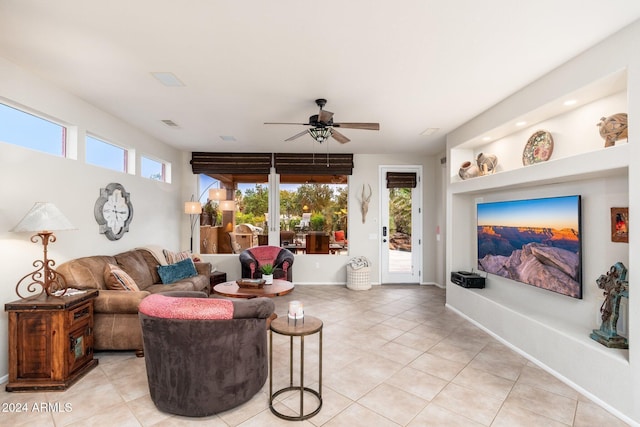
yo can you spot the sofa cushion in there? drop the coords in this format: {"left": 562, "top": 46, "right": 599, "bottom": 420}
{"left": 94, "top": 289, "right": 149, "bottom": 314}
{"left": 157, "top": 258, "right": 198, "bottom": 284}
{"left": 139, "top": 294, "right": 234, "bottom": 320}
{"left": 163, "top": 249, "right": 191, "bottom": 264}
{"left": 57, "top": 255, "right": 118, "bottom": 290}
{"left": 144, "top": 282, "right": 196, "bottom": 294}
{"left": 104, "top": 264, "right": 140, "bottom": 291}
{"left": 115, "top": 250, "right": 155, "bottom": 290}
{"left": 138, "top": 249, "right": 163, "bottom": 284}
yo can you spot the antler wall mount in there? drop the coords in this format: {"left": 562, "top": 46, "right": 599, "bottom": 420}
{"left": 357, "top": 184, "right": 373, "bottom": 224}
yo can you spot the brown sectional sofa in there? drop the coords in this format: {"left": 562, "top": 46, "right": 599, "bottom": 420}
{"left": 57, "top": 248, "right": 211, "bottom": 356}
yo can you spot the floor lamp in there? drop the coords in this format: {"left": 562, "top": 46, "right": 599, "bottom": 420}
{"left": 184, "top": 199, "right": 202, "bottom": 252}
{"left": 184, "top": 184, "right": 226, "bottom": 252}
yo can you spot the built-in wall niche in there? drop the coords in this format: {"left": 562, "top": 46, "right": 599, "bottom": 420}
{"left": 447, "top": 66, "right": 631, "bottom": 363}
{"left": 450, "top": 172, "right": 629, "bottom": 362}
{"left": 450, "top": 68, "right": 628, "bottom": 184}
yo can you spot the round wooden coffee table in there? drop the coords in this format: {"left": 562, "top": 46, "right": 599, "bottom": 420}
{"left": 213, "top": 279, "right": 294, "bottom": 298}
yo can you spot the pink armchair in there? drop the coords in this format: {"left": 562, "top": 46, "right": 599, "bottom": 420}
{"left": 239, "top": 246, "right": 294, "bottom": 281}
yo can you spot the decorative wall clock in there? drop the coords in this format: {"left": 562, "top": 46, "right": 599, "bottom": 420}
{"left": 94, "top": 183, "right": 134, "bottom": 240}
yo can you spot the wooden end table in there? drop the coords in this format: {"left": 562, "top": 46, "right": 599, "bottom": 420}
{"left": 5, "top": 290, "right": 99, "bottom": 391}
{"left": 210, "top": 271, "right": 227, "bottom": 285}
{"left": 212, "top": 279, "right": 294, "bottom": 298}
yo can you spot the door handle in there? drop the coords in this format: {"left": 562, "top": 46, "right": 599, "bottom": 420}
{"left": 382, "top": 226, "right": 387, "bottom": 237}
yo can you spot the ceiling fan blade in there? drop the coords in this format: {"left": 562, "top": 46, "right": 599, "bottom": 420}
{"left": 333, "top": 122, "right": 380, "bottom": 130}
{"left": 264, "top": 122, "right": 310, "bottom": 126}
{"left": 318, "top": 109, "right": 334, "bottom": 123}
{"left": 331, "top": 129, "right": 350, "bottom": 144}
{"left": 285, "top": 130, "right": 310, "bottom": 142}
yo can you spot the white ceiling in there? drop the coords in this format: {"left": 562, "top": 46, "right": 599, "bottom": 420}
{"left": 1, "top": 1, "right": 640, "bottom": 156}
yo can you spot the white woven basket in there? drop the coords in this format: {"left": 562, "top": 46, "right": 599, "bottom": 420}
{"left": 346, "top": 265, "right": 371, "bottom": 290}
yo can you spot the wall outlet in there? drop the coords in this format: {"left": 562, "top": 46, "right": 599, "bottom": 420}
{"left": 315, "top": 262, "right": 320, "bottom": 269}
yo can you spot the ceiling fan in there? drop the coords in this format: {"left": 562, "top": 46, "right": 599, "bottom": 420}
{"left": 264, "top": 98, "right": 380, "bottom": 144}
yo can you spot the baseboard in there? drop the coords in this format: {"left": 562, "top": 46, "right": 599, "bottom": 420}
{"left": 420, "top": 281, "right": 443, "bottom": 287}
{"left": 0, "top": 373, "right": 7, "bottom": 385}
{"left": 445, "top": 303, "right": 637, "bottom": 426}
{"left": 293, "top": 282, "right": 348, "bottom": 286}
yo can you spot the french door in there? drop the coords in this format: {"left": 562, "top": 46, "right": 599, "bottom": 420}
{"left": 380, "top": 166, "right": 422, "bottom": 284}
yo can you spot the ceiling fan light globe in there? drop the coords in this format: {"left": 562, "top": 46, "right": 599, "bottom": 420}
{"left": 308, "top": 127, "right": 332, "bottom": 143}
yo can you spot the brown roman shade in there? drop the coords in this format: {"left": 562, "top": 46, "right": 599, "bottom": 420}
{"left": 274, "top": 153, "right": 353, "bottom": 175}
{"left": 386, "top": 172, "right": 417, "bottom": 188}
{"left": 191, "top": 152, "right": 273, "bottom": 174}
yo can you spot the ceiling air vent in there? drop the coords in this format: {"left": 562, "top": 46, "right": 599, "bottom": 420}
{"left": 161, "top": 119, "right": 179, "bottom": 128}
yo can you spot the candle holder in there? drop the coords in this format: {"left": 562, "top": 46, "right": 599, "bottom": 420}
{"left": 288, "top": 300, "right": 304, "bottom": 325}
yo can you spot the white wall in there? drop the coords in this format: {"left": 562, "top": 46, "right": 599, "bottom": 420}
{"left": 0, "top": 57, "right": 185, "bottom": 378}
{"left": 446, "top": 20, "right": 639, "bottom": 424}
{"left": 434, "top": 152, "right": 447, "bottom": 287}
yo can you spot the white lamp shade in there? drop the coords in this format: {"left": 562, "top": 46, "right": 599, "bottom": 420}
{"left": 11, "top": 202, "right": 76, "bottom": 232}
{"left": 184, "top": 201, "right": 203, "bottom": 214}
{"left": 208, "top": 188, "right": 226, "bottom": 201}
{"left": 219, "top": 200, "right": 235, "bottom": 211}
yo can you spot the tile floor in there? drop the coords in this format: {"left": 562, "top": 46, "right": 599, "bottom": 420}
{"left": 0, "top": 285, "right": 631, "bottom": 426}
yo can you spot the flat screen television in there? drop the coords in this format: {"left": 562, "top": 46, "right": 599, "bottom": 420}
{"left": 477, "top": 195, "right": 582, "bottom": 299}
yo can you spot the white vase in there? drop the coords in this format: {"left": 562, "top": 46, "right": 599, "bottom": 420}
{"left": 263, "top": 274, "right": 273, "bottom": 285}
{"left": 476, "top": 152, "right": 498, "bottom": 175}
{"left": 458, "top": 161, "right": 480, "bottom": 180}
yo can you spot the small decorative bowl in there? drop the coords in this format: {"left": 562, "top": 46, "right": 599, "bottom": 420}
{"left": 236, "top": 279, "right": 266, "bottom": 289}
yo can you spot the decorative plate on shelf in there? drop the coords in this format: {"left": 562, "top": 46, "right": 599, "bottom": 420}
{"left": 522, "top": 130, "right": 554, "bottom": 165}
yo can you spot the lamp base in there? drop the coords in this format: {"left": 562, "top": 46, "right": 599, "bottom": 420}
{"left": 15, "top": 266, "right": 68, "bottom": 299}
{"left": 15, "top": 231, "right": 68, "bottom": 299}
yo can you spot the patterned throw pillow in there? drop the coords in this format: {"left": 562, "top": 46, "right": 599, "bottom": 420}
{"left": 157, "top": 258, "right": 198, "bottom": 284}
{"left": 103, "top": 263, "right": 140, "bottom": 291}
{"left": 163, "top": 249, "right": 191, "bottom": 265}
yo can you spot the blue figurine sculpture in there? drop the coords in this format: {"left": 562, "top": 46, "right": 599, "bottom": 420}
{"left": 590, "top": 262, "right": 629, "bottom": 348}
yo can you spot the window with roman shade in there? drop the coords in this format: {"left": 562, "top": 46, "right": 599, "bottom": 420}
{"left": 386, "top": 172, "right": 417, "bottom": 188}
{"left": 192, "top": 152, "right": 351, "bottom": 256}
{"left": 274, "top": 153, "right": 353, "bottom": 176}
{"left": 191, "top": 152, "right": 273, "bottom": 174}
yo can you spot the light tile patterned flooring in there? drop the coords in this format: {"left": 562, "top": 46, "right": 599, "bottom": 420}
{"left": 1, "top": 285, "right": 631, "bottom": 426}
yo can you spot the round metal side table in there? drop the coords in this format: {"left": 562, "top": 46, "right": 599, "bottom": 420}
{"left": 269, "top": 315, "right": 323, "bottom": 420}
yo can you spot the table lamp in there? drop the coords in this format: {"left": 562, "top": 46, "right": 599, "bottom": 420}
{"left": 11, "top": 202, "right": 76, "bottom": 298}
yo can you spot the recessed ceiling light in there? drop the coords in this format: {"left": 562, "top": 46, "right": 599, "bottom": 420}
{"left": 151, "top": 72, "right": 185, "bottom": 87}
{"left": 482, "top": 136, "right": 492, "bottom": 142}
{"left": 161, "top": 119, "right": 180, "bottom": 127}
{"left": 420, "top": 127, "right": 440, "bottom": 136}
{"left": 563, "top": 99, "right": 577, "bottom": 106}
{"left": 516, "top": 121, "right": 527, "bottom": 127}
{"left": 220, "top": 136, "right": 236, "bottom": 142}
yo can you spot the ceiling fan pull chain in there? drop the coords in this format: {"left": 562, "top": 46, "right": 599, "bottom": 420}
{"left": 326, "top": 141, "right": 330, "bottom": 167}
